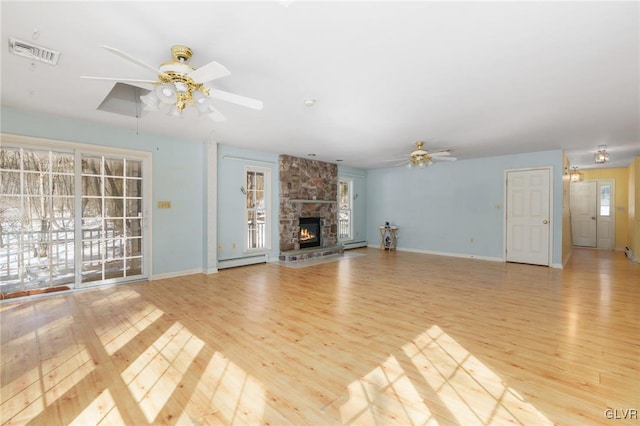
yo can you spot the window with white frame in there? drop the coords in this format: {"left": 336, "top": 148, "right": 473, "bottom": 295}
{"left": 338, "top": 178, "right": 353, "bottom": 240}
{"left": 245, "top": 166, "right": 270, "bottom": 251}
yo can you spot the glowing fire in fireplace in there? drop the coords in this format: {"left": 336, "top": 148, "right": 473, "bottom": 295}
{"left": 300, "top": 228, "right": 316, "bottom": 242}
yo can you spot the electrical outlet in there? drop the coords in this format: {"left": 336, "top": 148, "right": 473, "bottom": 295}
{"left": 217, "top": 243, "right": 222, "bottom": 250}
{"left": 469, "top": 237, "right": 475, "bottom": 243}
{"left": 157, "top": 201, "right": 171, "bottom": 209}
{"left": 232, "top": 243, "right": 236, "bottom": 249}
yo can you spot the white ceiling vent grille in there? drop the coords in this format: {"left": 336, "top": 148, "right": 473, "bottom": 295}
{"left": 8, "top": 37, "right": 60, "bottom": 65}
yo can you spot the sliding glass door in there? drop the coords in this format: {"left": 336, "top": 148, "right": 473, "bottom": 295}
{"left": 0, "top": 140, "right": 150, "bottom": 297}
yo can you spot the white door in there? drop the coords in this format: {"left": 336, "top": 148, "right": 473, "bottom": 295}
{"left": 506, "top": 168, "right": 551, "bottom": 266}
{"left": 570, "top": 181, "right": 597, "bottom": 247}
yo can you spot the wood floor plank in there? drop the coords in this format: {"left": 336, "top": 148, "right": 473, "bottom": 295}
{"left": 1, "top": 248, "right": 638, "bottom": 425}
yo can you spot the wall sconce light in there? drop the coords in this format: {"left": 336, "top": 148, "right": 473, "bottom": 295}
{"left": 594, "top": 145, "right": 610, "bottom": 164}
{"left": 240, "top": 186, "right": 247, "bottom": 194}
{"left": 569, "top": 167, "right": 583, "bottom": 182}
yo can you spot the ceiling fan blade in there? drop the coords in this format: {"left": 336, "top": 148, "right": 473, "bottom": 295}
{"left": 80, "top": 76, "right": 157, "bottom": 84}
{"left": 207, "top": 108, "right": 227, "bottom": 122}
{"left": 429, "top": 151, "right": 451, "bottom": 157}
{"left": 207, "top": 88, "right": 263, "bottom": 110}
{"left": 101, "top": 45, "right": 161, "bottom": 75}
{"left": 432, "top": 156, "right": 457, "bottom": 161}
{"left": 188, "top": 60, "right": 231, "bottom": 83}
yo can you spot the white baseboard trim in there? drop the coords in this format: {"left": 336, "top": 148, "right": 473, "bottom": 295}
{"left": 151, "top": 268, "right": 203, "bottom": 281}
{"left": 343, "top": 240, "right": 368, "bottom": 250}
{"left": 205, "top": 268, "right": 218, "bottom": 275}
{"left": 367, "top": 244, "right": 503, "bottom": 262}
{"left": 218, "top": 254, "right": 268, "bottom": 269}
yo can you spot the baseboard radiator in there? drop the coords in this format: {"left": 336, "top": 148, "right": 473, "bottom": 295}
{"left": 218, "top": 254, "right": 268, "bottom": 270}
{"left": 343, "top": 240, "right": 368, "bottom": 250}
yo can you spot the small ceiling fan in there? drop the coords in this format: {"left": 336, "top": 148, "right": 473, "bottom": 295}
{"left": 81, "top": 45, "right": 263, "bottom": 122}
{"left": 392, "top": 141, "right": 457, "bottom": 168}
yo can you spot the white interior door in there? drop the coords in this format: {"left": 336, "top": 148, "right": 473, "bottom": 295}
{"left": 506, "top": 168, "right": 551, "bottom": 266}
{"left": 570, "top": 181, "right": 597, "bottom": 247}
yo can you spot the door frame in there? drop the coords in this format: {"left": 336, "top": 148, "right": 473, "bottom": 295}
{"left": 503, "top": 166, "right": 554, "bottom": 266}
{"left": 1, "top": 133, "right": 153, "bottom": 290}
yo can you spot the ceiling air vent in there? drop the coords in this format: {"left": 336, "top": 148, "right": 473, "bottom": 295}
{"left": 8, "top": 37, "right": 60, "bottom": 65}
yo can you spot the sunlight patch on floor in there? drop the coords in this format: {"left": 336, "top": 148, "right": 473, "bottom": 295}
{"left": 184, "top": 351, "right": 266, "bottom": 424}
{"left": 403, "top": 325, "right": 553, "bottom": 425}
{"left": 121, "top": 321, "right": 204, "bottom": 423}
{"left": 70, "top": 389, "right": 125, "bottom": 425}
{"left": 0, "top": 314, "right": 95, "bottom": 424}
{"left": 340, "top": 354, "right": 438, "bottom": 425}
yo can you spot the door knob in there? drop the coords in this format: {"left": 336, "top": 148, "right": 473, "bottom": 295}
{"left": 543, "top": 220, "right": 549, "bottom": 224}
{"left": 591, "top": 217, "right": 596, "bottom": 220}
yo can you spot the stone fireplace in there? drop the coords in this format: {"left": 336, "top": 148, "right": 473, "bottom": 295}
{"left": 279, "top": 155, "right": 343, "bottom": 260}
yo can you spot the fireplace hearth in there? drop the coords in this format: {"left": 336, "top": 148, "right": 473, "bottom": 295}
{"left": 299, "top": 217, "right": 321, "bottom": 249}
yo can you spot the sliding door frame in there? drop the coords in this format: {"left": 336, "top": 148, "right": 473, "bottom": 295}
{"left": 1, "top": 133, "right": 153, "bottom": 293}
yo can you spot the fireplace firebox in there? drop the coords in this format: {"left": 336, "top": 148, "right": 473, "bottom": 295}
{"left": 299, "top": 217, "right": 321, "bottom": 249}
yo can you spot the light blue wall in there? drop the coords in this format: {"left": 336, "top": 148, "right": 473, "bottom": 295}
{"left": 366, "top": 150, "right": 564, "bottom": 264}
{"left": 1, "top": 107, "right": 205, "bottom": 276}
{"left": 338, "top": 166, "right": 368, "bottom": 244}
{"left": 217, "top": 144, "right": 280, "bottom": 261}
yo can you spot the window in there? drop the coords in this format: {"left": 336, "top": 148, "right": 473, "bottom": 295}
{"left": 338, "top": 178, "right": 352, "bottom": 240}
{"left": 245, "top": 166, "right": 270, "bottom": 251}
{"left": 599, "top": 184, "right": 611, "bottom": 216}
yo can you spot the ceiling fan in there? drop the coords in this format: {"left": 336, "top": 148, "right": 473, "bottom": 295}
{"left": 393, "top": 141, "right": 457, "bottom": 168}
{"left": 81, "top": 45, "right": 263, "bottom": 122}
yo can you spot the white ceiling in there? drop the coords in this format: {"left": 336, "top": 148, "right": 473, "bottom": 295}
{"left": 1, "top": 1, "right": 638, "bottom": 170}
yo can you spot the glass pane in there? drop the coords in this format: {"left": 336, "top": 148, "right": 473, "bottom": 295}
{"left": 125, "top": 258, "right": 142, "bottom": 276}
{"left": 104, "top": 238, "right": 124, "bottom": 260}
{"left": 82, "top": 261, "right": 103, "bottom": 283}
{"left": 126, "top": 237, "right": 143, "bottom": 257}
{"left": 600, "top": 184, "right": 611, "bottom": 217}
{"left": 25, "top": 196, "right": 50, "bottom": 218}
{"left": 0, "top": 147, "right": 21, "bottom": 170}
{"left": 104, "top": 260, "right": 124, "bottom": 280}
{"left": 82, "top": 219, "right": 103, "bottom": 238}
{"left": 52, "top": 174, "right": 74, "bottom": 196}
{"left": 52, "top": 152, "right": 74, "bottom": 173}
{"left": 126, "top": 179, "right": 142, "bottom": 197}
{"left": 126, "top": 219, "right": 142, "bottom": 237}
{"left": 247, "top": 192, "right": 255, "bottom": 208}
{"left": 255, "top": 190, "right": 265, "bottom": 206}
{"left": 256, "top": 173, "right": 264, "bottom": 191}
{"left": 23, "top": 173, "right": 50, "bottom": 195}
{"left": 1, "top": 171, "right": 21, "bottom": 195}
{"left": 82, "top": 240, "right": 102, "bottom": 261}
{"left": 126, "top": 199, "right": 142, "bottom": 217}
{"left": 104, "top": 177, "right": 124, "bottom": 197}
{"left": 82, "top": 198, "right": 102, "bottom": 218}
{"left": 23, "top": 150, "right": 50, "bottom": 172}
{"left": 104, "top": 198, "right": 124, "bottom": 218}
{"left": 52, "top": 196, "right": 74, "bottom": 220}
{"left": 82, "top": 156, "right": 102, "bottom": 175}
{"left": 82, "top": 176, "right": 102, "bottom": 196}
{"left": 126, "top": 160, "right": 142, "bottom": 178}
{"left": 247, "top": 171, "right": 256, "bottom": 190}
{"left": 104, "top": 158, "right": 124, "bottom": 177}
{"left": 105, "top": 219, "right": 125, "bottom": 238}
{"left": 339, "top": 181, "right": 350, "bottom": 208}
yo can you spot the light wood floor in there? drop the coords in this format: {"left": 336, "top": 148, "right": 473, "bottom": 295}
{"left": 1, "top": 248, "right": 638, "bottom": 425}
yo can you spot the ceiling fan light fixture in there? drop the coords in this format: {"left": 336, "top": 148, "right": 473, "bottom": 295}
{"left": 156, "top": 84, "right": 177, "bottom": 104}
{"left": 140, "top": 91, "right": 160, "bottom": 111}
